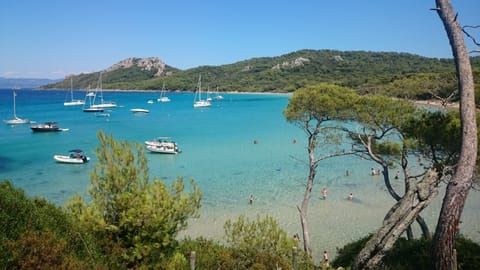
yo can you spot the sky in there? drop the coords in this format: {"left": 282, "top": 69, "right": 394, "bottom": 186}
{"left": 1, "top": 0, "right": 479, "bottom": 79}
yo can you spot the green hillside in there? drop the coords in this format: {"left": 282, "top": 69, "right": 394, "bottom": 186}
{"left": 42, "top": 49, "right": 480, "bottom": 96}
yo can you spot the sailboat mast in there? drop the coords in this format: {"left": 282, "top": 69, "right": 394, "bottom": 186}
{"left": 13, "top": 91, "right": 17, "bottom": 118}
{"left": 70, "top": 78, "right": 74, "bottom": 100}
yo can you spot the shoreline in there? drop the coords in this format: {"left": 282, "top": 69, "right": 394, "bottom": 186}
{"left": 411, "top": 99, "right": 459, "bottom": 109}
{"left": 34, "top": 87, "right": 293, "bottom": 95}
{"left": 34, "top": 87, "right": 459, "bottom": 105}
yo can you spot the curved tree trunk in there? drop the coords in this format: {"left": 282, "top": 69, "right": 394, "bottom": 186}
{"left": 298, "top": 165, "right": 315, "bottom": 257}
{"left": 433, "top": 1, "right": 478, "bottom": 269}
{"left": 352, "top": 170, "right": 439, "bottom": 270}
{"left": 369, "top": 137, "right": 432, "bottom": 239}
{"left": 297, "top": 126, "right": 319, "bottom": 257}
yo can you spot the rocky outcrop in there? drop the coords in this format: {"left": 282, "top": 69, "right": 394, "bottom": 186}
{"left": 272, "top": 57, "right": 310, "bottom": 70}
{"left": 104, "top": 57, "right": 165, "bottom": 77}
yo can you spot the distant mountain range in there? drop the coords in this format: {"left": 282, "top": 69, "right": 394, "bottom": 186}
{"left": 21, "top": 50, "right": 480, "bottom": 93}
{"left": 0, "top": 77, "right": 61, "bottom": 89}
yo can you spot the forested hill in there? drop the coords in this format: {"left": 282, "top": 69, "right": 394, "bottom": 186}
{"left": 41, "top": 49, "right": 480, "bottom": 93}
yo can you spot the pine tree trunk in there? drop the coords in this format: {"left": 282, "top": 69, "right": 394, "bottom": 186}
{"left": 298, "top": 139, "right": 317, "bottom": 257}
{"left": 433, "top": 1, "right": 477, "bottom": 269}
{"left": 352, "top": 170, "right": 439, "bottom": 270}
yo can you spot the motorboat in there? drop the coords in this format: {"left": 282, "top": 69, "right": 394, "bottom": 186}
{"left": 145, "top": 137, "right": 181, "bottom": 154}
{"left": 130, "top": 108, "right": 150, "bottom": 113}
{"left": 30, "top": 121, "right": 67, "bottom": 132}
{"left": 53, "top": 149, "right": 90, "bottom": 164}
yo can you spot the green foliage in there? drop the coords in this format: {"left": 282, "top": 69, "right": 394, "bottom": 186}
{"left": 6, "top": 230, "right": 90, "bottom": 270}
{"left": 0, "top": 181, "right": 101, "bottom": 269}
{"left": 378, "top": 72, "right": 458, "bottom": 100}
{"left": 65, "top": 130, "right": 202, "bottom": 268}
{"left": 223, "top": 215, "right": 314, "bottom": 269}
{"left": 402, "top": 110, "right": 462, "bottom": 168}
{"left": 332, "top": 235, "right": 371, "bottom": 268}
{"left": 43, "top": 50, "right": 480, "bottom": 93}
{"left": 284, "top": 83, "right": 358, "bottom": 124}
{"left": 333, "top": 236, "right": 480, "bottom": 270}
{"left": 179, "top": 237, "right": 236, "bottom": 269}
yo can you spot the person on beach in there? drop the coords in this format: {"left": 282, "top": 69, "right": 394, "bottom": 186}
{"left": 346, "top": 169, "right": 350, "bottom": 176}
{"left": 293, "top": 138, "right": 297, "bottom": 144}
{"left": 293, "top": 233, "right": 300, "bottom": 246}
{"left": 371, "top": 168, "right": 376, "bottom": 176}
{"left": 395, "top": 170, "right": 400, "bottom": 179}
{"left": 249, "top": 194, "right": 255, "bottom": 204}
{"left": 323, "top": 250, "right": 329, "bottom": 267}
{"left": 321, "top": 187, "right": 327, "bottom": 200}
{"left": 348, "top": 193, "right": 353, "bottom": 201}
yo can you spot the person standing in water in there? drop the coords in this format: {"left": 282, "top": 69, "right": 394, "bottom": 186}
{"left": 321, "top": 187, "right": 327, "bottom": 200}
{"left": 249, "top": 194, "right": 255, "bottom": 204}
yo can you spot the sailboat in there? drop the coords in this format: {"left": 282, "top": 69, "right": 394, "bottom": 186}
{"left": 157, "top": 81, "right": 170, "bottom": 102}
{"left": 193, "top": 75, "right": 211, "bottom": 108}
{"left": 90, "top": 73, "right": 117, "bottom": 109}
{"left": 213, "top": 86, "right": 224, "bottom": 100}
{"left": 4, "top": 90, "right": 30, "bottom": 124}
{"left": 82, "top": 87, "right": 104, "bottom": 112}
{"left": 64, "top": 78, "right": 85, "bottom": 106}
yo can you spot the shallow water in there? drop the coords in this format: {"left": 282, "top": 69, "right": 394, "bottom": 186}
{"left": 1, "top": 88, "right": 479, "bottom": 263}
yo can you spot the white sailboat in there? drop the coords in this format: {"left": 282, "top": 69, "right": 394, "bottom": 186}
{"left": 4, "top": 90, "right": 30, "bottom": 124}
{"left": 213, "top": 86, "right": 224, "bottom": 100}
{"left": 90, "top": 73, "right": 117, "bottom": 109}
{"left": 157, "top": 81, "right": 170, "bottom": 102}
{"left": 64, "top": 78, "right": 85, "bottom": 106}
{"left": 82, "top": 88, "right": 104, "bottom": 112}
{"left": 193, "top": 75, "right": 211, "bottom": 108}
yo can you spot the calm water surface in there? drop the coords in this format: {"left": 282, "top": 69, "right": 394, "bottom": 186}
{"left": 1, "top": 88, "right": 479, "bottom": 262}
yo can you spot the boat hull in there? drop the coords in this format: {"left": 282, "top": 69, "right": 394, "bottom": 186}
{"left": 30, "top": 122, "right": 64, "bottom": 132}
{"left": 4, "top": 117, "right": 30, "bottom": 124}
{"left": 64, "top": 100, "right": 85, "bottom": 106}
{"left": 83, "top": 107, "right": 104, "bottom": 112}
{"left": 31, "top": 127, "right": 62, "bottom": 132}
{"left": 146, "top": 145, "right": 180, "bottom": 154}
{"left": 130, "top": 108, "right": 150, "bottom": 113}
{"left": 53, "top": 155, "right": 90, "bottom": 164}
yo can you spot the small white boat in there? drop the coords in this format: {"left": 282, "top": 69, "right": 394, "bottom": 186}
{"left": 89, "top": 72, "right": 117, "bottom": 109}
{"left": 157, "top": 81, "right": 171, "bottom": 102}
{"left": 83, "top": 91, "right": 104, "bottom": 112}
{"left": 4, "top": 90, "right": 30, "bottom": 124}
{"left": 130, "top": 108, "right": 150, "bottom": 113}
{"left": 193, "top": 75, "right": 211, "bottom": 108}
{"left": 64, "top": 78, "right": 85, "bottom": 106}
{"left": 54, "top": 149, "right": 90, "bottom": 164}
{"left": 147, "top": 99, "right": 154, "bottom": 104}
{"left": 145, "top": 137, "right": 181, "bottom": 154}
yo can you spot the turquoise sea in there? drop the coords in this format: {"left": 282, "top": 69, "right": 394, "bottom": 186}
{"left": 1, "top": 88, "right": 479, "bottom": 263}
